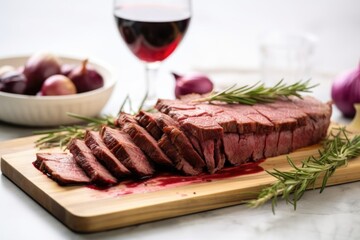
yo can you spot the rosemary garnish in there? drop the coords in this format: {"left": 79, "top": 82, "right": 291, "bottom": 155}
{"left": 34, "top": 113, "right": 115, "bottom": 149}
{"left": 34, "top": 93, "right": 149, "bottom": 149}
{"left": 247, "top": 127, "right": 360, "bottom": 213}
{"left": 194, "top": 80, "right": 317, "bottom": 104}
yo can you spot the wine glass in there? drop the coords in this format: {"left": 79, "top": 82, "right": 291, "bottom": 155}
{"left": 113, "top": 0, "right": 192, "bottom": 107}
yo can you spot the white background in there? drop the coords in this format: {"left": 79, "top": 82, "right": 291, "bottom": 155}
{"left": 1, "top": 0, "right": 360, "bottom": 239}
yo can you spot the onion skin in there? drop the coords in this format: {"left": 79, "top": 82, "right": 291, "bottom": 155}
{"left": 173, "top": 72, "right": 213, "bottom": 99}
{"left": 23, "top": 52, "right": 61, "bottom": 95}
{"left": 60, "top": 64, "right": 76, "bottom": 77}
{"left": 0, "top": 70, "right": 27, "bottom": 94}
{"left": 0, "top": 65, "right": 15, "bottom": 77}
{"left": 331, "top": 66, "right": 360, "bottom": 118}
{"left": 40, "top": 74, "right": 77, "bottom": 96}
{"left": 68, "top": 59, "right": 104, "bottom": 93}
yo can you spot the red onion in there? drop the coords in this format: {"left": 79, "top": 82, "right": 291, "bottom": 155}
{"left": 41, "top": 74, "right": 77, "bottom": 96}
{"left": 331, "top": 65, "right": 360, "bottom": 118}
{"left": 60, "top": 64, "right": 76, "bottom": 77}
{"left": 0, "top": 70, "right": 27, "bottom": 94}
{"left": 23, "top": 52, "right": 61, "bottom": 95}
{"left": 0, "top": 65, "right": 15, "bottom": 77}
{"left": 173, "top": 72, "right": 213, "bottom": 99}
{"left": 68, "top": 59, "right": 104, "bottom": 93}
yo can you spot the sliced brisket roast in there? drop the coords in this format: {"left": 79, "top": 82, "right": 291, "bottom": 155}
{"left": 68, "top": 139, "right": 118, "bottom": 185}
{"left": 158, "top": 134, "right": 201, "bottom": 175}
{"left": 84, "top": 130, "right": 131, "bottom": 179}
{"left": 155, "top": 96, "right": 332, "bottom": 169}
{"left": 35, "top": 153, "right": 90, "bottom": 185}
{"left": 135, "top": 111, "right": 206, "bottom": 175}
{"left": 100, "top": 126, "right": 155, "bottom": 177}
{"left": 121, "top": 121, "right": 175, "bottom": 168}
{"left": 35, "top": 95, "right": 332, "bottom": 186}
{"left": 136, "top": 111, "right": 164, "bottom": 140}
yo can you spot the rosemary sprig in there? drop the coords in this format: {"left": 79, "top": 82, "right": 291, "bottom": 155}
{"left": 194, "top": 80, "right": 317, "bottom": 104}
{"left": 33, "top": 114, "right": 115, "bottom": 149}
{"left": 34, "top": 93, "right": 150, "bottom": 149}
{"left": 247, "top": 127, "right": 360, "bottom": 213}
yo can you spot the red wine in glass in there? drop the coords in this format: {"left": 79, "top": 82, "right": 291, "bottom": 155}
{"left": 113, "top": 1, "right": 191, "bottom": 107}
{"left": 115, "top": 5, "right": 190, "bottom": 63}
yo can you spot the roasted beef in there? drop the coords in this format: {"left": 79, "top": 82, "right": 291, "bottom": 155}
{"left": 100, "top": 126, "right": 155, "bottom": 177}
{"left": 121, "top": 121, "right": 174, "bottom": 168}
{"left": 158, "top": 134, "right": 201, "bottom": 175}
{"left": 163, "top": 126, "right": 205, "bottom": 171}
{"left": 35, "top": 153, "right": 90, "bottom": 185}
{"left": 114, "top": 112, "right": 138, "bottom": 129}
{"left": 35, "top": 95, "right": 332, "bottom": 186}
{"left": 68, "top": 139, "right": 118, "bottom": 185}
{"left": 155, "top": 96, "right": 332, "bottom": 168}
{"left": 84, "top": 130, "right": 131, "bottom": 179}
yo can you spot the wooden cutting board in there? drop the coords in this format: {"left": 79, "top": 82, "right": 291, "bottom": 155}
{"left": 1, "top": 133, "right": 360, "bottom": 233}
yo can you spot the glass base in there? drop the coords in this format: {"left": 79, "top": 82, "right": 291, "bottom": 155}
{"left": 141, "top": 96, "right": 158, "bottom": 111}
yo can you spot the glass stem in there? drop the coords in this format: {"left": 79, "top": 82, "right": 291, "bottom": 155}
{"left": 144, "top": 62, "right": 160, "bottom": 107}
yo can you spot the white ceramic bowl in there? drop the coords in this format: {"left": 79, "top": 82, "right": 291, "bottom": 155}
{"left": 0, "top": 55, "right": 116, "bottom": 126}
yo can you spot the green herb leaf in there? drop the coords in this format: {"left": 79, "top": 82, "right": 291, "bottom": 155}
{"left": 33, "top": 93, "right": 153, "bottom": 149}
{"left": 194, "top": 80, "right": 317, "bottom": 104}
{"left": 246, "top": 127, "right": 360, "bottom": 213}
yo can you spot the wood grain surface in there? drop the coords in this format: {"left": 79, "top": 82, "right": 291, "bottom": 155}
{"left": 1, "top": 133, "right": 360, "bottom": 233}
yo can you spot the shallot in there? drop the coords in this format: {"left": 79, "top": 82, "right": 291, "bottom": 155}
{"left": 68, "top": 59, "right": 104, "bottom": 93}
{"left": 40, "top": 75, "right": 77, "bottom": 96}
{"left": 173, "top": 72, "right": 213, "bottom": 99}
{"left": 0, "top": 70, "right": 27, "bottom": 94}
{"left": 23, "top": 52, "right": 61, "bottom": 95}
{"left": 331, "top": 64, "right": 360, "bottom": 118}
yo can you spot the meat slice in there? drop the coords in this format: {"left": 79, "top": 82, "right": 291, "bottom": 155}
{"left": 197, "top": 104, "right": 238, "bottom": 133}
{"left": 292, "top": 119, "right": 330, "bottom": 150}
{"left": 100, "top": 126, "right": 155, "bottom": 177}
{"left": 136, "top": 111, "right": 163, "bottom": 140}
{"left": 253, "top": 105, "right": 297, "bottom": 131}
{"left": 264, "top": 131, "right": 280, "bottom": 158}
{"left": 222, "top": 110, "right": 256, "bottom": 133}
{"left": 223, "top": 104, "right": 273, "bottom": 134}
{"left": 137, "top": 111, "right": 206, "bottom": 170}
{"left": 212, "top": 114, "right": 238, "bottom": 133}
{"left": 158, "top": 135, "right": 201, "bottom": 175}
{"left": 184, "top": 130, "right": 203, "bottom": 157}
{"left": 245, "top": 113, "right": 274, "bottom": 133}
{"left": 122, "top": 122, "right": 174, "bottom": 168}
{"left": 252, "top": 134, "right": 266, "bottom": 161}
{"left": 292, "top": 118, "right": 316, "bottom": 149}
{"left": 68, "top": 139, "right": 117, "bottom": 185}
{"left": 267, "top": 100, "right": 308, "bottom": 126}
{"left": 291, "top": 96, "right": 332, "bottom": 121}
{"left": 291, "top": 96, "right": 331, "bottom": 142}
{"left": 168, "top": 109, "right": 209, "bottom": 122}
{"left": 153, "top": 111, "right": 180, "bottom": 130}
{"left": 201, "top": 139, "right": 216, "bottom": 173}
{"left": 84, "top": 130, "right": 131, "bottom": 179}
{"left": 214, "top": 139, "right": 226, "bottom": 170}
{"left": 136, "top": 110, "right": 182, "bottom": 140}
{"left": 223, "top": 133, "right": 255, "bottom": 165}
{"left": 277, "top": 130, "right": 293, "bottom": 155}
{"left": 35, "top": 153, "right": 90, "bottom": 185}
{"left": 222, "top": 133, "right": 239, "bottom": 164}
{"left": 115, "top": 112, "right": 138, "bottom": 129}
{"left": 179, "top": 116, "right": 224, "bottom": 173}
{"left": 163, "top": 126, "right": 205, "bottom": 171}
{"left": 156, "top": 99, "right": 196, "bottom": 113}
{"left": 180, "top": 116, "right": 223, "bottom": 141}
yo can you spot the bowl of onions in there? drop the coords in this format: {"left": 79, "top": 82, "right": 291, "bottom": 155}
{"left": 0, "top": 53, "right": 116, "bottom": 126}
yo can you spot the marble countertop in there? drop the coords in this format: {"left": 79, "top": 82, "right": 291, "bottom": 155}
{"left": 1, "top": 0, "right": 360, "bottom": 239}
